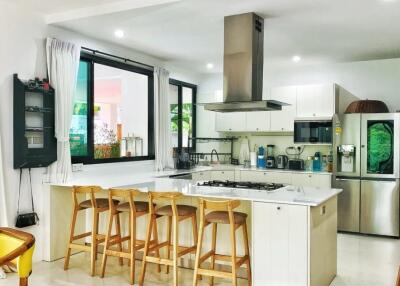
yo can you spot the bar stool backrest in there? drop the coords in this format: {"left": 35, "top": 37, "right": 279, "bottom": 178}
{"left": 148, "top": 192, "right": 182, "bottom": 216}
{"left": 108, "top": 188, "right": 142, "bottom": 214}
{"left": 72, "top": 185, "right": 102, "bottom": 209}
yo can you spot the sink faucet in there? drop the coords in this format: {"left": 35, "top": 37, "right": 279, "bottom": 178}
{"left": 211, "top": 149, "right": 219, "bottom": 163}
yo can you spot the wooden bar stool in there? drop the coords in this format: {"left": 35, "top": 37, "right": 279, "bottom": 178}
{"left": 100, "top": 188, "right": 160, "bottom": 285}
{"left": 64, "top": 185, "right": 120, "bottom": 276}
{"left": 193, "top": 199, "right": 251, "bottom": 286}
{"left": 139, "top": 192, "right": 198, "bottom": 286}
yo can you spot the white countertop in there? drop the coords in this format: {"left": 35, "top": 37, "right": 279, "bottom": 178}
{"left": 117, "top": 178, "right": 341, "bottom": 207}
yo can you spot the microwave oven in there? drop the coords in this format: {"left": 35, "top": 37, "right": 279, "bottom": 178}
{"left": 294, "top": 120, "right": 332, "bottom": 144}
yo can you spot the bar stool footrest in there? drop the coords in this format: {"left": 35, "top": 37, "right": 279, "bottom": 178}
{"left": 197, "top": 268, "right": 233, "bottom": 279}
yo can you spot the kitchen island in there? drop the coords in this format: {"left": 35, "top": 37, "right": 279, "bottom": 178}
{"left": 45, "top": 166, "right": 341, "bottom": 286}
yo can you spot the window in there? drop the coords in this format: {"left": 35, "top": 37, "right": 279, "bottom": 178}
{"left": 169, "top": 79, "right": 196, "bottom": 149}
{"left": 70, "top": 54, "right": 154, "bottom": 164}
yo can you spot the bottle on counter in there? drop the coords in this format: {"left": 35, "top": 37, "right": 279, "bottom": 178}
{"left": 321, "top": 155, "right": 328, "bottom": 172}
{"left": 305, "top": 156, "right": 314, "bottom": 171}
{"left": 257, "top": 146, "right": 266, "bottom": 169}
{"left": 313, "top": 152, "right": 321, "bottom": 172}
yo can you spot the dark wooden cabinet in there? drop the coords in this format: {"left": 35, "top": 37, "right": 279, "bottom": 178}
{"left": 13, "top": 74, "right": 57, "bottom": 169}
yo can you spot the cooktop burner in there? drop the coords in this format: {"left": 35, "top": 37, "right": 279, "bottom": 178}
{"left": 197, "top": 180, "right": 284, "bottom": 191}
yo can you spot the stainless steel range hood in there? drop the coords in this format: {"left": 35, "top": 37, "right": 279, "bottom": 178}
{"left": 203, "top": 12, "right": 288, "bottom": 112}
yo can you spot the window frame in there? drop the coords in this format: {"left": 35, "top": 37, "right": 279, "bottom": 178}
{"left": 71, "top": 53, "right": 155, "bottom": 164}
{"left": 169, "top": 79, "right": 197, "bottom": 151}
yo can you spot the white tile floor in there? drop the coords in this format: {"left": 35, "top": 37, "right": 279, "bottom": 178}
{"left": 1, "top": 233, "right": 399, "bottom": 286}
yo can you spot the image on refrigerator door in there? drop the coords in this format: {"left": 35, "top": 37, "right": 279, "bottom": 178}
{"left": 361, "top": 113, "right": 400, "bottom": 179}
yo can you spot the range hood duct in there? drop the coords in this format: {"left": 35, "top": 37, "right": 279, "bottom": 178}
{"left": 203, "top": 12, "right": 288, "bottom": 112}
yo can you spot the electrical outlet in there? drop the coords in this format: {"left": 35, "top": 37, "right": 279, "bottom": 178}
{"left": 72, "top": 163, "right": 84, "bottom": 172}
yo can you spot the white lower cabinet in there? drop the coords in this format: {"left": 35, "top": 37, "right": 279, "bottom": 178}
{"left": 291, "top": 173, "right": 331, "bottom": 188}
{"left": 252, "top": 197, "right": 338, "bottom": 286}
{"left": 192, "top": 171, "right": 211, "bottom": 181}
{"left": 253, "top": 201, "right": 308, "bottom": 286}
{"left": 272, "top": 172, "right": 293, "bottom": 184}
{"left": 240, "top": 170, "right": 273, "bottom": 183}
{"left": 210, "top": 170, "right": 235, "bottom": 181}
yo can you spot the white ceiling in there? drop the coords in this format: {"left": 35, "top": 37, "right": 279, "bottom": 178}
{"left": 10, "top": 0, "right": 400, "bottom": 73}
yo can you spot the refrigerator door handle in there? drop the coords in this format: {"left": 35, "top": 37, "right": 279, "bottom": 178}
{"left": 335, "top": 176, "right": 360, "bottom": 180}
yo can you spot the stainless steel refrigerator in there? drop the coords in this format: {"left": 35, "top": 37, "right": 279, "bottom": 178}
{"left": 333, "top": 113, "right": 400, "bottom": 237}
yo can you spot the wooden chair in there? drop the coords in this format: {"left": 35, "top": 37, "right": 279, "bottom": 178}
{"left": 100, "top": 188, "right": 160, "bottom": 285}
{"left": 0, "top": 228, "right": 35, "bottom": 286}
{"left": 64, "top": 185, "right": 120, "bottom": 276}
{"left": 139, "top": 192, "right": 198, "bottom": 286}
{"left": 192, "top": 199, "right": 251, "bottom": 286}
{"left": 396, "top": 266, "right": 400, "bottom": 286}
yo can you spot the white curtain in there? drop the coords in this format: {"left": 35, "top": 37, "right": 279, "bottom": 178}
{"left": 46, "top": 38, "right": 81, "bottom": 183}
{"left": 0, "top": 133, "right": 7, "bottom": 226}
{"left": 154, "top": 67, "right": 174, "bottom": 171}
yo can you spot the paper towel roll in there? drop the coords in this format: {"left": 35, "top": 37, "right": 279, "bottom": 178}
{"left": 250, "top": 152, "right": 257, "bottom": 166}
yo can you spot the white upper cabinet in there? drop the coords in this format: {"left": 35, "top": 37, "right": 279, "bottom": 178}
{"left": 215, "top": 112, "right": 246, "bottom": 132}
{"left": 269, "top": 86, "right": 297, "bottom": 132}
{"left": 296, "top": 84, "right": 335, "bottom": 118}
{"left": 245, "top": 111, "right": 269, "bottom": 132}
{"left": 214, "top": 83, "right": 356, "bottom": 132}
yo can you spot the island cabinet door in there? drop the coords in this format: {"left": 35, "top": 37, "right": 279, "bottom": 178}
{"left": 252, "top": 201, "right": 309, "bottom": 286}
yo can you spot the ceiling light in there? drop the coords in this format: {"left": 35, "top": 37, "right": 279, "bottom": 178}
{"left": 114, "top": 29, "right": 124, "bottom": 38}
{"left": 292, "top": 55, "right": 301, "bottom": 63}
{"left": 206, "top": 63, "right": 214, "bottom": 69}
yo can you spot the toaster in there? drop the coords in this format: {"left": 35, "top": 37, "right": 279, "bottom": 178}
{"left": 288, "top": 159, "right": 304, "bottom": 171}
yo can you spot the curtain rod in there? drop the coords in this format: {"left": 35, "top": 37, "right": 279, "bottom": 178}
{"left": 81, "top": 46, "right": 154, "bottom": 70}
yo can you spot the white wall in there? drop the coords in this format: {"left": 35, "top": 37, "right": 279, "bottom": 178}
{"left": 196, "top": 58, "right": 400, "bottom": 158}
{"left": 0, "top": 1, "right": 200, "bottom": 261}
{"left": 0, "top": 2, "right": 49, "bottom": 262}
{"left": 263, "top": 58, "right": 400, "bottom": 112}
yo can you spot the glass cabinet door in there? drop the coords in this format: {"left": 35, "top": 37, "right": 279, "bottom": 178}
{"left": 366, "top": 120, "right": 394, "bottom": 175}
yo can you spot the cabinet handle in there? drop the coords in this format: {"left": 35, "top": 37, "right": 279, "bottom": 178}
{"left": 221, "top": 171, "right": 224, "bottom": 174}
{"left": 308, "top": 174, "right": 312, "bottom": 178}
{"left": 361, "top": 145, "right": 365, "bottom": 148}
{"left": 313, "top": 113, "right": 316, "bottom": 116}
{"left": 281, "top": 128, "right": 284, "bottom": 131}
{"left": 229, "top": 128, "right": 232, "bottom": 131}
{"left": 277, "top": 206, "right": 281, "bottom": 210}
{"left": 256, "top": 128, "right": 259, "bottom": 131}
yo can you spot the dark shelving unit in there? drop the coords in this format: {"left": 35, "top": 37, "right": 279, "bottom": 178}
{"left": 13, "top": 74, "right": 57, "bottom": 169}
{"left": 188, "top": 137, "right": 238, "bottom": 165}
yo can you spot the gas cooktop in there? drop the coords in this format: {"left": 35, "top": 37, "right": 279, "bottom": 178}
{"left": 197, "top": 180, "right": 284, "bottom": 191}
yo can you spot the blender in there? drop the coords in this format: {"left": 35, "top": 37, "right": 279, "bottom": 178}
{"left": 266, "top": 145, "right": 276, "bottom": 168}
